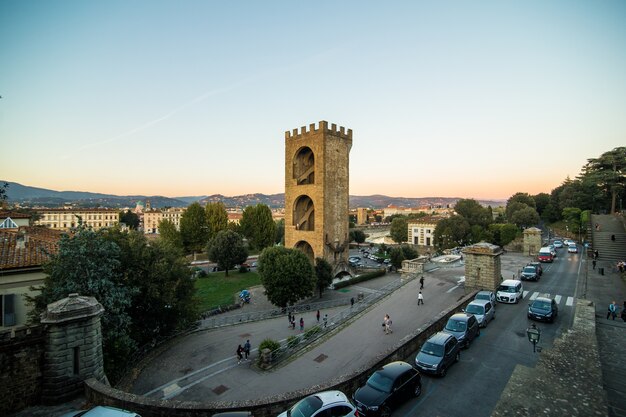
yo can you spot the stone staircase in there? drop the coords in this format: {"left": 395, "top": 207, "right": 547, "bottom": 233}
{"left": 591, "top": 214, "right": 626, "bottom": 264}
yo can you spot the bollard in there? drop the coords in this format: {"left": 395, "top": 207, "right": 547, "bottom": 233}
{"left": 599, "top": 267, "right": 604, "bottom": 276}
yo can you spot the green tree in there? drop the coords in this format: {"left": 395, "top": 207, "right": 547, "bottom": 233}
{"left": 581, "top": 147, "right": 626, "bottom": 214}
{"left": 29, "top": 227, "right": 135, "bottom": 382}
{"left": 533, "top": 193, "right": 551, "bottom": 217}
{"left": 314, "top": 257, "right": 333, "bottom": 299}
{"left": 390, "top": 217, "right": 408, "bottom": 244}
{"left": 389, "top": 247, "right": 404, "bottom": 270}
{"left": 434, "top": 216, "right": 470, "bottom": 249}
{"left": 562, "top": 207, "right": 582, "bottom": 236}
{"left": 511, "top": 206, "right": 540, "bottom": 228}
{"left": 158, "top": 219, "right": 183, "bottom": 250}
{"left": 205, "top": 202, "right": 228, "bottom": 241}
{"left": 488, "top": 223, "right": 518, "bottom": 246}
{"left": 505, "top": 201, "right": 531, "bottom": 222}
{"left": 349, "top": 229, "right": 366, "bottom": 244}
{"left": 507, "top": 192, "right": 536, "bottom": 210}
{"left": 207, "top": 230, "right": 248, "bottom": 277}
{"left": 400, "top": 244, "right": 418, "bottom": 260}
{"left": 180, "top": 202, "right": 208, "bottom": 253}
{"left": 258, "top": 246, "right": 315, "bottom": 308}
{"left": 119, "top": 210, "right": 140, "bottom": 229}
{"left": 1, "top": 181, "right": 9, "bottom": 207}
{"left": 275, "top": 218, "right": 285, "bottom": 245}
{"left": 455, "top": 199, "right": 492, "bottom": 227}
{"left": 240, "top": 204, "right": 277, "bottom": 251}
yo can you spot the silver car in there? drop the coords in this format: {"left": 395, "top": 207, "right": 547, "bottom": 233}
{"left": 464, "top": 300, "right": 495, "bottom": 328}
{"left": 278, "top": 390, "right": 357, "bottom": 417}
{"left": 474, "top": 290, "right": 496, "bottom": 306}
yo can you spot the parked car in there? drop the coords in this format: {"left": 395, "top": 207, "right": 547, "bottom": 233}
{"left": 520, "top": 265, "right": 540, "bottom": 281}
{"left": 496, "top": 280, "right": 523, "bottom": 304}
{"left": 353, "top": 361, "right": 422, "bottom": 417}
{"left": 568, "top": 243, "right": 578, "bottom": 253}
{"left": 414, "top": 332, "right": 460, "bottom": 377}
{"left": 528, "top": 261, "right": 543, "bottom": 276}
{"left": 59, "top": 406, "right": 141, "bottom": 417}
{"left": 442, "top": 312, "right": 480, "bottom": 349}
{"left": 528, "top": 296, "right": 559, "bottom": 323}
{"left": 464, "top": 299, "right": 495, "bottom": 327}
{"left": 278, "top": 390, "right": 357, "bottom": 417}
{"left": 474, "top": 290, "right": 496, "bottom": 306}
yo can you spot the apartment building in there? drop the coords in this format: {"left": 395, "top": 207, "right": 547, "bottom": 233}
{"left": 407, "top": 216, "right": 444, "bottom": 247}
{"left": 144, "top": 207, "right": 186, "bottom": 234}
{"left": 35, "top": 208, "right": 119, "bottom": 231}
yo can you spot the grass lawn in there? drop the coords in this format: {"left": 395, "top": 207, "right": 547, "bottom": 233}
{"left": 194, "top": 270, "right": 262, "bottom": 312}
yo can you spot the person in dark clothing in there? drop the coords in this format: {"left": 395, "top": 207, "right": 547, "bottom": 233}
{"left": 244, "top": 339, "right": 251, "bottom": 360}
{"left": 420, "top": 276, "right": 425, "bottom": 290}
{"left": 236, "top": 344, "right": 244, "bottom": 364}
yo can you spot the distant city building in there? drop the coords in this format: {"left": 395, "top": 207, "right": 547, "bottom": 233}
{"left": 384, "top": 205, "right": 454, "bottom": 219}
{"left": 407, "top": 216, "right": 446, "bottom": 247}
{"left": 34, "top": 208, "right": 120, "bottom": 231}
{"left": 356, "top": 207, "right": 369, "bottom": 225}
{"left": 144, "top": 207, "right": 186, "bottom": 234}
{"left": 0, "top": 211, "right": 31, "bottom": 229}
{"left": 0, "top": 226, "right": 63, "bottom": 329}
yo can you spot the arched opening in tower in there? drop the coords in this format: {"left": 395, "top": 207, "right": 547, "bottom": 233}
{"left": 293, "top": 195, "right": 314, "bottom": 231}
{"left": 293, "top": 146, "right": 315, "bottom": 185}
{"left": 294, "top": 240, "right": 314, "bottom": 264}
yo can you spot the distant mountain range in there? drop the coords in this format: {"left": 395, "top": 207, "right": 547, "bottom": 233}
{"left": 2, "top": 181, "right": 505, "bottom": 209}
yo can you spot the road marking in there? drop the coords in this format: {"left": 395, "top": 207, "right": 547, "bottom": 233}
{"left": 447, "top": 284, "right": 461, "bottom": 293}
{"left": 523, "top": 290, "right": 529, "bottom": 298}
{"left": 554, "top": 295, "right": 562, "bottom": 304}
{"left": 566, "top": 296, "right": 574, "bottom": 306}
{"left": 529, "top": 292, "right": 539, "bottom": 300}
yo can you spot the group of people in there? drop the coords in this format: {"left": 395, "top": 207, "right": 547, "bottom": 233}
{"left": 236, "top": 339, "right": 252, "bottom": 364}
{"left": 287, "top": 311, "right": 306, "bottom": 331}
{"left": 607, "top": 301, "right": 626, "bottom": 321}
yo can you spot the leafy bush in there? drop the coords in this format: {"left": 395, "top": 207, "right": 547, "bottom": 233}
{"left": 258, "top": 338, "right": 281, "bottom": 352}
{"left": 304, "top": 326, "right": 321, "bottom": 339}
{"left": 287, "top": 335, "right": 299, "bottom": 348}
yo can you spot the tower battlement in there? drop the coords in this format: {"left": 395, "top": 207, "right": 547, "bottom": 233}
{"left": 285, "top": 120, "right": 352, "bottom": 140}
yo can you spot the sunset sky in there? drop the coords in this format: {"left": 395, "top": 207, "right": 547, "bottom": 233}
{"left": 1, "top": 1, "right": 625, "bottom": 200}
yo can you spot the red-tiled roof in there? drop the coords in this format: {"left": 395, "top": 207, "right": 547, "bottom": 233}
{"left": 0, "top": 211, "right": 31, "bottom": 219}
{"left": 0, "top": 227, "right": 63, "bottom": 270}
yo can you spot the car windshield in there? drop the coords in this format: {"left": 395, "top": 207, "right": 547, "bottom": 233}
{"left": 445, "top": 319, "right": 466, "bottom": 332}
{"left": 421, "top": 341, "right": 444, "bottom": 357}
{"left": 475, "top": 293, "right": 489, "bottom": 300}
{"left": 366, "top": 371, "right": 394, "bottom": 393}
{"left": 497, "top": 285, "right": 516, "bottom": 293}
{"left": 288, "top": 396, "right": 323, "bottom": 417}
{"left": 465, "top": 304, "right": 484, "bottom": 315}
{"left": 532, "top": 300, "right": 551, "bottom": 311}
{"left": 523, "top": 267, "right": 535, "bottom": 274}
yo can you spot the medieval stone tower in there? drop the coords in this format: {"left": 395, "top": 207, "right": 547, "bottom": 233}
{"left": 285, "top": 121, "right": 352, "bottom": 276}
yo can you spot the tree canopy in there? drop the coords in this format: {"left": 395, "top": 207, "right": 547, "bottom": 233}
{"left": 350, "top": 229, "right": 367, "bottom": 244}
{"left": 257, "top": 246, "right": 315, "bottom": 308}
{"left": 207, "top": 230, "right": 248, "bottom": 277}
{"left": 240, "top": 204, "right": 277, "bottom": 251}
{"left": 205, "top": 202, "right": 229, "bottom": 241}
{"left": 454, "top": 199, "right": 492, "bottom": 227}
{"left": 314, "top": 257, "right": 333, "bottom": 299}
{"left": 158, "top": 219, "right": 183, "bottom": 250}
{"left": 390, "top": 217, "right": 408, "bottom": 244}
{"left": 581, "top": 146, "right": 626, "bottom": 214}
{"left": 179, "top": 202, "right": 208, "bottom": 253}
{"left": 119, "top": 210, "right": 140, "bottom": 229}
{"left": 434, "top": 216, "right": 470, "bottom": 249}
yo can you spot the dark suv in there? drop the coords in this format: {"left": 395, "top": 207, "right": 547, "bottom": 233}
{"left": 528, "top": 261, "right": 543, "bottom": 277}
{"left": 528, "top": 296, "right": 558, "bottom": 323}
{"left": 442, "top": 313, "right": 480, "bottom": 349}
{"left": 353, "top": 361, "right": 422, "bottom": 417}
{"left": 414, "top": 332, "right": 460, "bottom": 377}
{"left": 520, "top": 265, "right": 539, "bottom": 281}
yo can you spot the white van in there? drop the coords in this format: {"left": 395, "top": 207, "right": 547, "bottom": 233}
{"left": 496, "top": 279, "right": 523, "bottom": 304}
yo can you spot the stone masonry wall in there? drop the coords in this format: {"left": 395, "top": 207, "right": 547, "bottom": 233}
{"left": 464, "top": 251, "right": 501, "bottom": 293}
{"left": 0, "top": 326, "right": 45, "bottom": 415}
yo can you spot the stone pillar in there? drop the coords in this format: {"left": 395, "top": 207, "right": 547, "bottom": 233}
{"left": 463, "top": 242, "right": 503, "bottom": 294}
{"left": 523, "top": 227, "right": 542, "bottom": 257}
{"left": 40, "top": 293, "right": 105, "bottom": 404}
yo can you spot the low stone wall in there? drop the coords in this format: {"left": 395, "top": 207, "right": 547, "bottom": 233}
{"left": 491, "top": 299, "right": 608, "bottom": 417}
{"left": 84, "top": 292, "right": 478, "bottom": 417}
{"left": 0, "top": 325, "right": 45, "bottom": 415}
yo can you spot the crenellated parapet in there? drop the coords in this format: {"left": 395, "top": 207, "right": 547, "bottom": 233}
{"left": 285, "top": 120, "right": 352, "bottom": 140}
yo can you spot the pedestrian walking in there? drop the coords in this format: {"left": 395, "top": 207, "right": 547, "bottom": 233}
{"left": 236, "top": 344, "right": 244, "bottom": 364}
{"left": 592, "top": 259, "right": 597, "bottom": 270}
{"left": 290, "top": 318, "right": 296, "bottom": 330}
{"left": 622, "top": 301, "right": 626, "bottom": 322}
{"left": 382, "top": 314, "right": 388, "bottom": 334}
{"left": 419, "top": 276, "right": 424, "bottom": 290}
{"left": 594, "top": 249, "right": 599, "bottom": 259}
{"left": 316, "top": 310, "right": 320, "bottom": 323}
{"left": 323, "top": 314, "right": 328, "bottom": 328}
{"left": 384, "top": 314, "right": 393, "bottom": 334}
{"left": 607, "top": 301, "right": 617, "bottom": 320}
{"left": 244, "top": 339, "right": 251, "bottom": 360}
{"left": 417, "top": 291, "right": 424, "bottom": 305}
{"left": 287, "top": 311, "right": 292, "bottom": 326}
{"left": 300, "top": 317, "right": 304, "bottom": 331}
{"left": 350, "top": 297, "right": 355, "bottom": 307}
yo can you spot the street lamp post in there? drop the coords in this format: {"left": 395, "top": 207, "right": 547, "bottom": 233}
{"left": 526, "top": 323, "right": 541, "bottom": 353}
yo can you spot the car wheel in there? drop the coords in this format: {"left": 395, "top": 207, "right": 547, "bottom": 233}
{"left": 380, "top": 405, "right": 392, "bottom": 417}
{"left": 483, "top": 319, "right": 488, "bottom": 328}
{"left": 477, "top": 328, "right": 481, "bottom": 337}
{"left": 440, "top": 366, "right": 447, "bottom": 377}
{"left": 414, "top": 382, "right": 422, "bottom": 397}
{"left": 455, "top": 351, "right": 460, "bottom": 362}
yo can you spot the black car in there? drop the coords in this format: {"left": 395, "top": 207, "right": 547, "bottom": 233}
{"left": 528, "top": 261, "right": 543, "bottom": 277}
{"left": 352, "top": 361, "right": 422, "bottom": 417}
{"left": 520, "top": 265, "right": 539, "bottom": 281}
{"left": 528, "top": 297, "right": 558, "bottom": 323}
{"left": 442, "top": 313, "right": 480, "bottom": 349}
{"left": 414, "top": 332, "right": 460, "bottom": 377}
